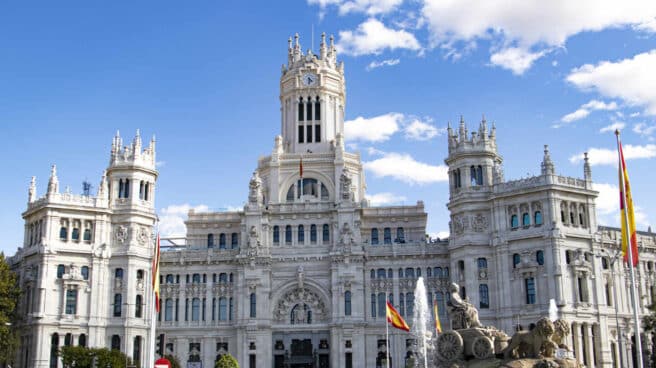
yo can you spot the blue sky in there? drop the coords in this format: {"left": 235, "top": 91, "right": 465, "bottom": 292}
{"left": 1, "top": 1, "right": 656, "bottom": 254}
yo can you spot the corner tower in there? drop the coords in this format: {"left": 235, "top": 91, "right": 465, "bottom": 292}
{"left": 279, "top": 33, "right": 345, "bottom": 154}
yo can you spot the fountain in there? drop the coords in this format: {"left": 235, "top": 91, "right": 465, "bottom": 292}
{"left": 549, "top": 299, "right": 558, "bottom": 322}
{"left": 412, "top": 277, "right": 434, "bottom": 367}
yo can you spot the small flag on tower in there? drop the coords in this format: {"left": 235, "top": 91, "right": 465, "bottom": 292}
{"left": 434, "top": 299, "right": 442, "bottom": 334}
{"left": 152, "top": 233, "right": 161, "bottom": 312}
{"left": 386, "top": 301, "right": 410, "bottom": 332}
{"left": 617, "top": 137, "right": 639, "bottom": 266}
{"left": 299, "top": 157, "right": 303, "bottom": 178}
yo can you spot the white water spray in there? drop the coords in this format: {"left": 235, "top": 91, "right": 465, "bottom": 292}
{"left": 549, "top": 299, "right": 558, "bottom": 322}
{"left": 412, "top": 277, "right": 434, "bottom": 367}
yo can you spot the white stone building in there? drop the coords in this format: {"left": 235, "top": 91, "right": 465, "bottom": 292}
{"left": 9, "top": 33, "right": 656, "bottom": 368}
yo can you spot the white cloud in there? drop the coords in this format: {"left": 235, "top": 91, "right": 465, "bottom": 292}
{"left": 489, "top": 47, "right": 548, "bottom": 75}
{"left": 364, "top": 152, "right": 448, "bottom": 184}
{"left": 559, "top": 99, "right": 618, "bottom": 124}
{"left": 158, "top": 204, "right": 210, "bottom": 238}
{"left": 599, "top": 122, "right": 625, "bottom": 133}
{"left": 593, "top": 183, "right": 649, "bottom": 228}
{"left": 569, "top": 144, "right": 656, "bottom": 165}
{"left": 633, "top": 122, "right": 656, "bottom": 137}
{"left": 421, "top": 0, "right": 656, "bottom": 73}
{"left": 366, "top": 192, "right": 408, "bottom": 206}
{"left": 404, "top": 119, "right": 441, "bottom": 140}
{"left": 566, "top": 50, "right": 656, "bottom": 116}
{"left": 630, "top": 112, "right": 641, "bottom": 117}
{"left": 366, "top": 58, "right": 401, "bottom": 71}
{"left": 345, "top": 113, "right": 402, "bottom": 142}
{"left": 428, "top": 231, "right": 450, "bottom": 241}
{"left": 308, "top": 0, "right": 403, "bottom": 16}
{"left": 338, "top": 18, "right": 421, "bottom": 56}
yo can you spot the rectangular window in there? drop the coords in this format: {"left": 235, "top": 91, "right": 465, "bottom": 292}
{"left": 249, "top": 354, "right": 256, "bottom": 368}
{"left": 525, "top": 278, "right": 536, "bottom": 304}
{"left": 298, "top": 103, "right": 304, "bottom": 121}
{"left": 175, "top": 298, "right": 179, "bottom": 321}
{"left": 65, "top": 289, "right": 77, "bottom": 315}
{"left": 298, "top": 125, "right": 304, "bottom": 143}
{"left": 307, "top": 103, "right": 312, "bottom": 121}
{"left": 315, "top": 102, "right": 321, "bottom": 121}
{"left": 315, "top": 124, "right": 321, "bottom": 142}
{"left": 250, "top": 293, "right": 257, "bottom": 318}
{"left": 307, "top": 124, "right": 313, "bottom": 143}
{"left": 345, "top": 353, "right": 352, "bottom": 368}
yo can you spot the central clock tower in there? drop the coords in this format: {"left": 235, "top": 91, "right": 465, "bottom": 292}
{"left": 279, "top": 33, "right": 346, "bottom": 154}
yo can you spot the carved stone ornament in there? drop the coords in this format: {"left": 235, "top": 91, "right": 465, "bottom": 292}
{"left": 115, "top": 225, "right": 128, "bottom": 244}
{"left": 137, "top": 226, "right": 150, "bottom": 245}
{"left": 340, "top": 169, "right": 352, "bottom": 200}
{"left": 248, "top": 171, "right": 262, "bottom": 204}
{"left": 453, "top": 216, "right": 466, "bottom": 235}
{"left": 274, "top": 287, "right": 327, "bottom": 323}
{"left": 471, "top": 214, "right": 488, "bottom": 232}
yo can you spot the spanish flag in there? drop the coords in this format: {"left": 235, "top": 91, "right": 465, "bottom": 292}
{"left": 434, "top": 299, "right": 442, "bottom": 334}
{"left": 386, "top": 301, "right": 410, "bottom": 332}
{"left": 152, "top": 233, "right": 161, "bottom": 312}
{"left": 618, "top": 139, "right": 639, "bottom": 266}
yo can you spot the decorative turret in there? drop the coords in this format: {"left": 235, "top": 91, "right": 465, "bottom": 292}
{"left": 447, "top": 116, "right": 497, "bottom": 155}
{"left": 47, "top": 165, "right": 59, "bottom": 196}
{"left": 584, "top": 152, "right": 592, "bottom": 181}
{"left": 109, "top": 130, "right": 156, "bottom": 170}
{"left": 28, "top": 176, "right": 36, "bottom": 203}
{"left": 541, "top": 145, "right": 555, "bottom": 175}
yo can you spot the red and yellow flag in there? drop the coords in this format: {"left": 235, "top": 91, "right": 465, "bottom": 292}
{"left": 386, "top": 301, "right": 410, "bottom": 332}
{"left": 434, "top": 299, "right": 442, "bottom": 334}
{"left": 299, "top": 158, "right": 303, "bottom": 178}
{"left": 618, "top": 141, "right": 639, "bottom": 266}
{"left": 152, "top": 233, "right": 161, "bottom": 312}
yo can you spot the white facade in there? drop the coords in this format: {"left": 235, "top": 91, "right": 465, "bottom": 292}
{"left": 9, "top": 33, "right": 656, "bottom": 368}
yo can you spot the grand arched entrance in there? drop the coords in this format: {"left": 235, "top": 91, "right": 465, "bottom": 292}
{"left": 272, "top": 284, "right": 331, "bottom": 368}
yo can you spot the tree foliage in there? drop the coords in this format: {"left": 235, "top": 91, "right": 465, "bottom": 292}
{"left": 643, "top": 302, "right": 656, "bottom": 334}
{"left": 60, "top": 346, "right": 134, "bottom": 368}
{"left": 215, "top": 353, "right": 239, "bottom": 368}
{"left": 0, "top": 253, "right": 20, "bottom": 365}
{"left": 164, "top": 354, "right": 182, "bottom": 368}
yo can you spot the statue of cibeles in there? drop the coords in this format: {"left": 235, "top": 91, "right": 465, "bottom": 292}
{"left": 447, "top": 282, "right": 482, "bottom": 329}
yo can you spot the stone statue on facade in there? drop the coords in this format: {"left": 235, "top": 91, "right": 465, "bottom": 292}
{"left": 340, "top": 169, "right": 352, "bottom": 201}
{"left": 248, "top": 171, "right": 262, "bottom": 205}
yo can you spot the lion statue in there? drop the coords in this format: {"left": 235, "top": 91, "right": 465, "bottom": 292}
{"left": 502, "top": 317, "right": 557, "bottom": 359}
{"left": 552, "top": 319, "right": 571, "bottom": 349}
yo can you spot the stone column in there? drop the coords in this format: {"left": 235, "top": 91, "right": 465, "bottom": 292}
{"left": 572, "top": 323, "right": 582, "bottom": 365}
{"left": 585, "top": 323, "right": 595, "bottom": 368}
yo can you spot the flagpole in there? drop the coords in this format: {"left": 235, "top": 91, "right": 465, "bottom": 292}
{"left": 147, "top": 222, "right": 160, "bottom": 368}
{"left": 616, "top": 130, "right": 644, "bottom": 368}
{"left": 385, "top": 296, "right": 390, "bottom": 368}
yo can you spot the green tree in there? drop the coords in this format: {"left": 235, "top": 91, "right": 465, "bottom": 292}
{"left": 215, "top": 353, "right": 239, "bottom": 368}
{"left": 643, "top": 302, "right": 656, "bottom": 334}
{"left": 0, "top": 253, "right": 20, "bottom": 366}
{"left": 164, "top": 354, "right": 182, "bottom": 368}
{"left": 61, "top": 346, "right": 94, "bottom": 368}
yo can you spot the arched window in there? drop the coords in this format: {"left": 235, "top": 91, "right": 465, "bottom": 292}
{"left": 57, "top": 264, "right": 65, "bottom": 279}
{"left": 454, "top": 168, "right": 462, "bottom": 189}
{"left": 396, "top": 227, "right": 405, "bottom": 243}
{"left": 534, "top": 211, "right": 543, "bottom": 225}
{"left": 192, "top": 298, "right": 200, "bottom": 321}
{"left": 405, "top": 268, "right": 415, "bottom": 279}
{"left": 470, "top": 166, "right": 477, "bottom": 186}
{"left": 229, "top": 297, "right": 234, "bottom": 320}
{"left": 250, "top": 293, "right": 257, "bottom": 318}
{"left": 114, "top": 293, "right": 122, "bottom": 317}
{"left": 315, "top": 98, "right": 321, "bottom": 121}
{"left": 579, "top": 207, "right": 586, "bottom": 228}
{"left": 477, "top": 258, "right": 487, "bottom": 269}
{"left": 536, "top": 251, "right": 545, "bottom": 266}
{"left": 231, "top": 233, "right": 238, "bottom": 248}
{"left": 388, "top": 268, "right": 393, "bottom": 278}
{"left": 133, "top": 336, "right": 142, "bottom": 365}
{"left": 135, "top": 295, "right": 143, "bottom": 318}
{"left": 377, "top": 268, "right": 386, "bottom": 278}
{"left": 118, "top": 179, "right": 124, "bottom": 198}
{"left": 81, "top": 266, "right": 89, "bottom": 280}
{"left": 435, "top": 267, "right": 442, "bottom": 277}
{"left": 115, "top": 268, "right": 124, "bottom": 279}
{"left": 83, "top": 228, "right": 92, "bottom": 241}
{"left": 513, "top": 254, "right": 521, "bottom": 269}
{"left": 165, "top": 299, "right": 173, "bottom": 321}
{"left": 511, "top": 215, "right": 519, "bottom": 229}
{"left": 219, "top": 233, "right": 226, "bottom": 249}
{"left": 602, "top": 257, "right": 609, "bottom": 270}
{"left": 371, "top": 293, "right": 377, "bottom": 318}
{"left": 123, "top": 179, "right": 130, "bottom": 198}
{"left": 479, "top": 284, "right": 489, "bottom": 309}
{"left": 398, "top": 268, "right": 403, "bottom": 278}
{"left": 298, "top": 98, "right": 304, "bottom": 122}
{"left": 273, "top": 226, "right": 280, "bottom": 244}
{"left": 377, "top": 293, "right": 386, "bottom": 318}
{"left": 406, "top": 292, "right": 414, "bottom": 316}
{"left": 111, "top": 335, "right": 121, "bottom": 351}
{"left": 322, "top": 224, "right": 329, "bottom": 242}
{"left": 137, "top": 269, "right": 144, "bottom": 281}
{"left": 345, "top": 291, "right": 352, "bottom": 316}
{"left": 321, "top": 183, "right": 329, "bottom": 200}
{"left": 310, "top": 224, "right": 317, "bottom": 243}
{"left": 444, "top": 267, "right": 450, "bottom": 277}
{"left": 219, "top": 297, "right": 227, "bottom": 321}
{"left": 166, "top": 274, "right": 174, "bottom": 284}
{"left": 522, "top": 213, "right": 530, "bottom": 227}
{"left": 207, "top": 234, "right": 214, "bottom": 248}
{"left": 383, "top": 228, "right": 391, "bottom": 244}
{"left": 370, "top": 269, "right": 375, "bottom": 279}
{"left": 79, "top": 334, "right": 87, "bottom": 348}
{"left": 229, "top": 273, "right": 234, "bottom": 283}
{"left": 139, "top": 181, "right": 145, "bottom": 200}
{"left": 192, "top": 274, "right": 200, "bottom": 284}
{"left": 427, "top": 267, "right": 432, "bottom": 277}
{"left": 50, "top": 333, "right": 59, "bottom": 368}
{"left": 371, "top": 228, "right": 379, "bottom": 245}
{"left": 306, "top": 97, "right": 313, "bottom": 123}
{"left": 298, "top": 225, "right": 305, "bottom": 244}
{"left": 285, "top": 225, "right": 292, "bottom": 244}
{"left": 570, "top": 211, "right": 575, "bottom": 225}
{"left": 477, "top": 165, "right": 483, "bottom": 185}
{"left": 565, "top": 250, "right": 572, "bottom": 264}
{"left": 59, "top": 226, "right": 68, "bottom": 240}
{"left": 399, "top": 293, "right": 405, "bottom": 316}
{"left": 219, "top": 273, "right": 227, "bottom": 283}
{"left": 144, "top": 182, "right": 149, "bottom": 201}
{"left": 416, "top": 268, "right": 422, "bottom": 277}
{"left": 286, "top": 185, "right": 295, "bottom": 202}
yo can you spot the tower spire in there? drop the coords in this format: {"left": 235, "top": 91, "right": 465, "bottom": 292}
{"left": 541, "top": 145, "right": 555, "bottom": 175}
{"left": 584, "top": 152, "right": 592, "bottom": 180}
{"left": 29, "top": 176, "right": 37, "bottom": 203}
{"left": 47, "top": 164, "right": 59, "bottom": 195}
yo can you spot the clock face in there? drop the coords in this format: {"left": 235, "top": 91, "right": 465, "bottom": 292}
{"left": 302, "top": 73, "right": 317, "bottom": 86}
